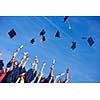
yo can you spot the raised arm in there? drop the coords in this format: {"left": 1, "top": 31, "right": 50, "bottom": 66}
{"left": 53, "top": 72, "right": 65, "bottom": 83}
{"left": 48, "top": 60, "right": 55, "bottom": 83}
{"left": 18, "top": 52, "right": 28, "bottom": 67}
{"left": 50, "top": 65, "right": 54, "bottom": 77}
{"left": 48, "top": 66, "right": 54, "bottom": 83}
{"left": 10, "top": 45, "right": 23, "bottom": 63}
{"left": 32, "top": 56, "right": 38, "bottom": 73}
{"left": 37, "top": 61, "right": 46, "bottom": 83}
{"left": 22, "top": 56, "right": 29, "bottom": 69}
{"left": 63, "top": 67, "right": 70, "bottom": 83}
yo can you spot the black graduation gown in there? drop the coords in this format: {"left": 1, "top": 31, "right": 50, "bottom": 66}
{"left": 25, "top": 69, "right": 37, "bottom": 83}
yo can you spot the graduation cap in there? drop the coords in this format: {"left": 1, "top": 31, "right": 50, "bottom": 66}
{"left": 87, "top": 37, "right": 94, "bottom": 46}
{"left": 40, "top": 29, "right": 46, "bottom": 36}
{"left": 64, "top": 16, "right": 69, "bottom": 22}
{"left": 30, "top": 38, "right": 35, "bottom": 44}
{"left": 71, "top": 42, "right": 76, "bottom": 50}
{"left": 41, "top": 35, "right": 46, "bottom": 43}
{"left": 55, "top": 30, "right": 60, "bottom": 38}
{"left": 8, "top": 29, "right": 16, "bottom": 39}
{"left": 82, "top": 37, "right": 87, "bottom": 39}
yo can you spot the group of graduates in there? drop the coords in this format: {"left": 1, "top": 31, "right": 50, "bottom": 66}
{"left": 0, "top": 45, "right": 70, "bottom": 83}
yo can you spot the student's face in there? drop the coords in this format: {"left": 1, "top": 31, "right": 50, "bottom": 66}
{"left": 14, "top": 61, "right": 18, "bottom": 66}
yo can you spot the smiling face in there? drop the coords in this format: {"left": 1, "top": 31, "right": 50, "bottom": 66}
{"left": 14, "top": 61, "right": 18, "bottom": 66}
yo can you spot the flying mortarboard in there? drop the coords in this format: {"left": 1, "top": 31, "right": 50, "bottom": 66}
{"left": 55, "top": 30, "right": 60, "bottom": 38}
{"left": 64, "top": 16, "right": 69, "bottom": 22}
{"left": 82, "top": 37, "right": 87, "bottom": 39}
{"left": 71, "top": 42, "right": 76, "bottom": 50}
{"left": 30, "top": 38, "right": 35, "bottom": 44}
{"left": 40, "top": 35, "right": 46, "bottom": 43}
{"left": 8, "top": 29, "right": 16, "bottom": 39}
{"left": 40, "top": 29, "right": 46, "bottom": 36}
{"left": 87, "top": 37, "right": 94, "bottom": 46}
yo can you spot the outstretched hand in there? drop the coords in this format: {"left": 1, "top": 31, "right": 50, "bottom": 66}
{"left": 51, "top": 65, "right": 54, "bottom": 71}
{"left": 43, "top": 61, "right": 46, "bottom": 66}
{"left": 66, "top": 67, "right": 70, "bottom": 73}
{"left": 24, "top": 52, "right": 28, "bottom": 56}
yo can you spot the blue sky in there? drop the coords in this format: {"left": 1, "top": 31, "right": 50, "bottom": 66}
{"left": 0, "top": 16, "right": 100, "bottom": 83}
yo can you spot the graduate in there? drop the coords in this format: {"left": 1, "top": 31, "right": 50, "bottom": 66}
{"left": 57, "top": 67, "right": 70, "bottom": 83}
{"left": 6, "top": 52, "right": 28, "bottom": 83}
{"left": 34, "top": 61, "right": 46, "bottom": 83}
{"left": 25, "top": 56, "right": 38, "bottom": 83}
{"left": 1, "top": 45, "right": 23, "bottom": 83}
{"left": 40, "top": 59, "right": 55, "bottom": 83}
{"left": 0, "top": 60, "right": 6, "bottom": 82}
{"left": 16, "top": 56, "right": 29, "bottom": 83}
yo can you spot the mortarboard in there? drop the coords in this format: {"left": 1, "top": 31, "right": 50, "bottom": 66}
{"left": 42, "top": 35, "right": 46, "bottom": 42}
{"left": 40, "top": 29, "right": 46, "bottom": 36}
{"left": 82, "top": 37, "right": 87, "bottom": 39}
{"left": 71, "top": 42, "right": 76, "bottom": 50}
{"left": 30, "top": 38, "right": 35, "bottom": 44}
{"left": 41, "top": 35, "right": 46, "bottom": 43}
{"left": 55, "top": 30, "right": 60, "bottom": 38}
{"left": 87, "top": 37, "right": 94, "bottom": 46}
{"left": 8, "top": 29, "right": 16, "bottom": 39}
{"left": 64, "top": 16, "right": 69, "bottom": 22}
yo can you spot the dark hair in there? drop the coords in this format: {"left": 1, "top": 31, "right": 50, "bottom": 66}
{"left": 0, "top": 60, "right": 4, "bottom": 69}
{"left": 6, "top": 62, "right": 12, "bottom": 68}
